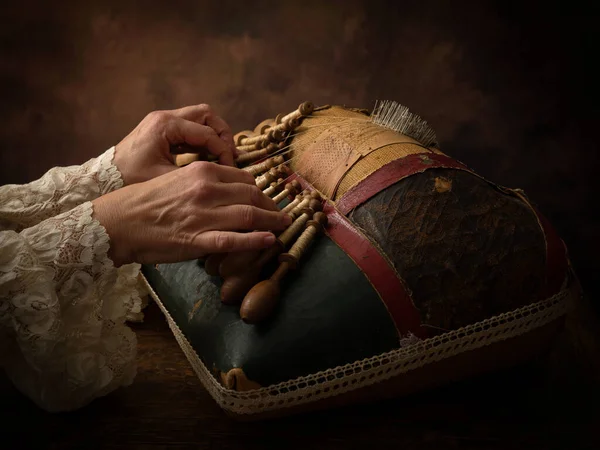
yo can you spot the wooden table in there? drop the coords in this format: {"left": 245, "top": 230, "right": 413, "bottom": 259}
{"left": 2, "top": 295, "right": 599, "bottom": 450}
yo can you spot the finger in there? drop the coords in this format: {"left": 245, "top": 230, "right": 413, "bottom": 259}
{"left": 210, "top": 163, "right": 256, "bottom": 185}
{"left": 166, "top": 117, "right": 234, "bottom": 166}
{"left": 213, "top": 205, "right": 292, "bottom": 232}
{"left": 171, "top": 105, "right": 233, "bottom": 144}
{"left": 170, "top": 104, "right": 212, "bottom": 121}
{"left": 205, "top": 115, "right": 235, "bottom": 155}
{"left": 194, "top": 231, "right": 277, "bottom": 254}
{"left": 170, "top": 104, "right": 236, "bottom": 161}
{"left": 210, "top": 183, "right": 279, "bottom": 211}
{"left": 219, "top": 250, "right": 262, "bottom": 278}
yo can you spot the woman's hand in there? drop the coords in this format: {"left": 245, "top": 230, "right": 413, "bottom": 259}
{"left": 92, "top": 161, "right": 291, "bottom": 267}
{"left": 113, "top": 104, "right": 236, "bottom": 186}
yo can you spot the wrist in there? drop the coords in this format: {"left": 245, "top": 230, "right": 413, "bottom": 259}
{"left": 112, "top": 142, "right": 133, "bottom": 186}
{"left": 92, "top": 192, "right": 133, "bottom": 267}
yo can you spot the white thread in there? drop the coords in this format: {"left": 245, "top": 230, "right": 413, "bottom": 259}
{"left": 371, "top": 100, "right": 437, "bottom": 147}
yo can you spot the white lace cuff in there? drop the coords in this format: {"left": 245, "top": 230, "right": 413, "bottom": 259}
{"left": 0, "top": 147, "right": 123, "bottom": 232}
{"left": 0, "top": 201, "right": 144, "bottom": 412}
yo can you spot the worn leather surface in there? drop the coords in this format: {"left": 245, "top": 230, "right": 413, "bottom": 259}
{"left": 287, "top": 172, "right": 426, "bottom": 339}
{"left": 143, "top": 166, "right": 551, "bottom": 386}
{"left": 350, "top": 168, "right": 547, "bottom": 332}
{"left": 142, "top": 236, "right": 400, "bottom": 387}
{"left": 335, "top": 152, "right": 469, "bottom": 215}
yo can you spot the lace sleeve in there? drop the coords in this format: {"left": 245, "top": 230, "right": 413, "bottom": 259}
{"left": 0, "top": 147, "right": 123, "bottom": 232}
{"left": 0, "top": 201, "right": 147, "bottom": 412}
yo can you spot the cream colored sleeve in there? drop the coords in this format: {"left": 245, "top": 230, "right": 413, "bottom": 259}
{"left": 0, "top": 147, "right": 122, "bottom": 232}
{"left": 0, "top": 149, "right": 148, "bottom": 412}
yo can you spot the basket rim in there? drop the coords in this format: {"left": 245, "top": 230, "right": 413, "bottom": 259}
{"left": 140, "top": 274, "right": 571, "bottom": 416}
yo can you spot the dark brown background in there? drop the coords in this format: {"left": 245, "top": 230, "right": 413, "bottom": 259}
{"left": 0, "top": 2, "right": 599, "bottom": 448}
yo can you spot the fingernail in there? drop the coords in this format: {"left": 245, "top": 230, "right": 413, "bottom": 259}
{"left": 264, "top": 234, "right": 276, "bottom": 246}
{"left": 282, "top": 214, "right": 292, "bottom": 226}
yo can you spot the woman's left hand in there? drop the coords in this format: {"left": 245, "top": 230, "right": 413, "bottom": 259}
{"left": 113, "top": 104, "right": 236, "bottom": 185}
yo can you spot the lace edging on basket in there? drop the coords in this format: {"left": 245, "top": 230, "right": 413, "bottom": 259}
{"left": 141, "top": 275, "right": 571, "bottom": 415}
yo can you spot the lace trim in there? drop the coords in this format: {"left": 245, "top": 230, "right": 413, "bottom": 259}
{"left": 95, "top": 146, "right": 124, "bottom": 195}
{"left": 0, "top": 201, "right": 140, "bottom": 411}
{"left": 142, "top": 274, "right": 571, "bottom": 415}
{"left": 0, "top": 147, "right": 123, "bottom": 232}
{"left": 119, "top": 264, "right": 150, "bottom": 323}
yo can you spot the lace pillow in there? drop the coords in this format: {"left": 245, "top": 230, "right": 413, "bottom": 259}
{"left": 140, "top": 105, "right": 575, "bottom": 419}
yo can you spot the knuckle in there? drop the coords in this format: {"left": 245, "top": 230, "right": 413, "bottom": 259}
{"left": 198, "top": 103, "right": 212, "bottom": 114}
{"left": 146, "top": 110, "right": 169, "bottom": 124}
{"left": 242, "top": 171, "right": 256, "bottom": 184}
{"left": 191, "top": 179, "right": 213, "bottom": 200}
{"left": 239, "top": 205, "right": 255, "bottom": 229}
{"left": 188, "top": 160, "right": 211, "bottom": 176}
{"left": 249, "top": 185, "right": 263, "bottom": 206}
{"left": 214, "top": 233, "right": 233, "bottom": 251}
{"left": 205, "top": 127, "right": 218, "bottom": 139}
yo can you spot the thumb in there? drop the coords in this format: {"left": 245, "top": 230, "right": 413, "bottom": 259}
{"left": 194, "top": 231, "right": 277, "bottom": 254}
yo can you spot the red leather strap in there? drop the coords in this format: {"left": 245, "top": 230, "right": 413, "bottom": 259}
{"left": 506, "top": 190, "right": 569, "bottom": 299}
{"left": 532, "top": 207, "right": 568, "bottom": 298}
{"left": 336, "top": 153, "right": 470, "bottom": 215}
{"left": 289, "top": 174, "right": 427, "bottom": 340}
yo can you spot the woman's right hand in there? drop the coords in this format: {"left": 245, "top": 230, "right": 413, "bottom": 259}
{"left": 92, "top": 161, "right": 291, "bottom": 267}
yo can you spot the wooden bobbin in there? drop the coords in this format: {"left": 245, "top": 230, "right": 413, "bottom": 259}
{"left": 283, "top": 117, "right": 301, "bottom": 132}
{"left": 239, "top": 260, "right": 290, "bottom": 323}
{"left": 238, "top": 134, "right": 267, "bottom": 148}
{"left": 174, "top": 153, "right": 200, "bottom": 167}
{"left": 272, "top": 180, "right": 300, "bottom": 205}
{"left": 255, "top": 170, "right": 276, "bottom": 190}
{"left": 263, "top": 115, "right": 302, "bottom": 134}
{"left": 255, "top": 165, "right": 287, "bottom": 190}
{"left": 219, "top": 249, "right": 262, "bottom": 279}
{"left": 220, "top": 241, "right": 283, "bottom": 305}
{"left": 279, "top": 212, "right": 328, "bottom": 269}
{"left": 234, "top": 130, "right": 256, "bottom": 146}
{"left": 287, "top": 192, "right": 320, "bottom": 219}
{"left": 171, "top": 142, "right": 217, "bottom": 166}
{"left": 269, "top": 128, "right": 286, "bottom": 142}
{"left": 254, "top": 119, "right": 276, "bottom": 135}
{"left": 239, "top": 127, "right": 287, "bottom": 147}
{"left": 243, "top": 155, "right": 285, "bottom": 176}
{"left": 281, "top": 193, "right": 303, "bottom": 214}
{"left": 286, "top": 195, "right": 312, "bottom": 220}
{"left": 240, "top": 211, "right": 328, "bottom": 323}
{"left": 263, "top": 178, "right": 284, "bottom": 198}
{"left": 204, "top": 253, "right": 227, "bottom": 276}
{"left": 236, "top": 142, "right": 261, "bottom": 153}
{"left": 219, "top": 199, "right": 320, "bottom": 305}
{"left": 278, "top": 162, "right": 291, "bottom": 177}
{"left": 279, "top": 101, "right": 314, "bottom": 124}
{"left": 277, "top": 199, "right": 321, "bottom": 246}
{"left": 236, "top": 143, "right": 278, "bottom": 165}
{"left": 247, "top": 159, "right": 275, "bottom": 178}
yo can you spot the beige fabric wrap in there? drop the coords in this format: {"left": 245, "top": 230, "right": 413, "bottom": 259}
{"left": 288, "top": 106, "right": 441, "bottom": 200}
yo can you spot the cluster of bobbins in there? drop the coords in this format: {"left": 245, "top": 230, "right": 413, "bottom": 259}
{"left": 177, "top": 101, "right": 330, "bottom": 324}
{"left": 233, "top": 100, "right": 314, "bottom": 166}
